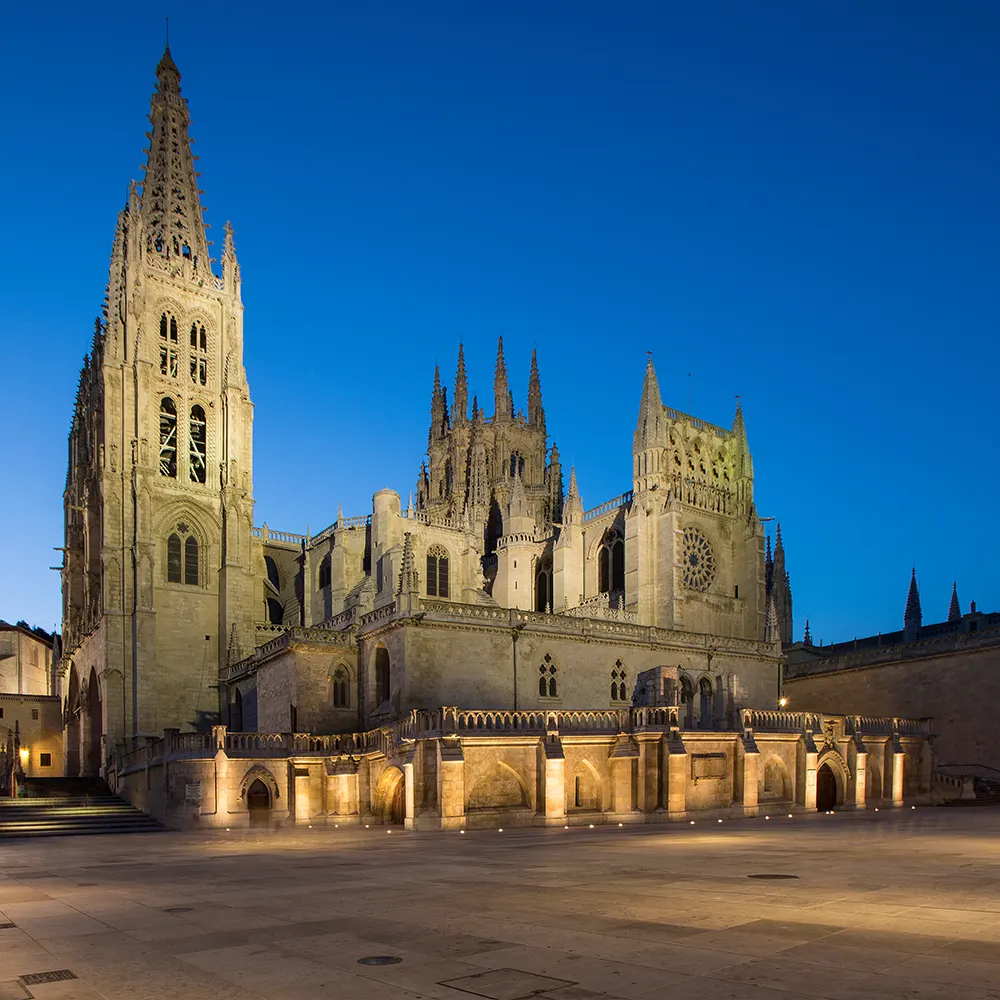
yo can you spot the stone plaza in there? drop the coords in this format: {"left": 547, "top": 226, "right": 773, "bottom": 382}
{"left": 2, "top": 807, "right": 999, "bottom": 1000}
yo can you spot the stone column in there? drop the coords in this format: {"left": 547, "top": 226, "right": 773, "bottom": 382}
{"left": 436, "top": 738, "right": 466, "bottom": 830}
{"left": 890, "top": 745, "right": 905, "bottom": 807}
{"left": 403, "top": 759, "right": 416, "bottom": 830}
{"left": 663, "top": 731, "right": 688, "bottom": 820}
{"left": 798, "top": 731, "right": 818, "bottom": 811}
{"left": 739, "top": 745, "right": 760, "bottom": 818}
{"left": 848, "top": 739, "right": 867, "bottom": 810}
{"left": 539, "top": 737, "right": 566, "bottom": 825}
{"left": 636, "top": 735, "right": 660, "bottom": 815}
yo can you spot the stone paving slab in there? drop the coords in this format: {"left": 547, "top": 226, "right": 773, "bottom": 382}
{"left": 0, "top": 809, "right": 999, "bottom": 999}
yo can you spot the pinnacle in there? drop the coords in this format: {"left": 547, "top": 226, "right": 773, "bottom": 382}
{"left": 904, "top": 568, "right": 922, "bottom": 629}
{"left": 948, "top": 581, "right": 961, "bottom": 623}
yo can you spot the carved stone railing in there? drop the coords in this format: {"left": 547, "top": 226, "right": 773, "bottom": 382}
{"left": 662, "top": 408, "right": 729, "bottom": 437}
{"left": 359, "top": 602, "right": 397, "bottom": 628}
{"left": 420, "top": 601, "right": 510, "bottom": 623}
{"left": 632, "top": 706, "right": 681, "bottom": 728}
{"left": 846, "top": 716, "right": 931, "bottom": 737}
{"left": 583, "top": 491, "right": 634, "bottom": 522}
{"left": 669, "top": 474, "right": 733, "bottom": 515}
{"left": 315, "top": 607, "right": 358, "bottom": 631}
{"left": 252, "top": 524, "right": 306, "bottom": 546}
{"left": 226, "top": 732, "right": 289, "bottom": 754}
{"left": 402, "top": 509, "right": 466, "bottom": 531}
{"left": 564, "top": 594, "right": 638, "bottom": 624}
{"left": 740, "top": 709, "right": 822, "bottom": 733}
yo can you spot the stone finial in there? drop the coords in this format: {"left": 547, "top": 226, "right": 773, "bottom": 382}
{"left": 528, "top": 349, "right": 544, "bottom": 428}
{"left": 803, "top": 619, "right": 812, "bottom": 646}
{"left": 453, "top": 343, "right": 468, "bottom": 423}
{"left": 493, "top": 336, "right": 509, "bottom": 420}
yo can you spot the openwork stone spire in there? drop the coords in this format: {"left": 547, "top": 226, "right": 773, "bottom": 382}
{"left": 528, "top": 349, "right": 544, "bottom": 428}
{"left": 453, "top": 343, "right": 468, "bottom": 424}
{"left": 633, "top": 355, "right": 663, "bottom": 451}
{"left": 493, "top": 336, "right": 509, "bottom": 420}
{"left": 140, "top": 46, "right": 210, "bottom": 268}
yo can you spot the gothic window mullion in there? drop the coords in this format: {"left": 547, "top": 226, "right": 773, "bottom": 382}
{"left": 189, "top": 405, "right": 207, "bottom": 484}
{"left": 159, "top": 398, "right": 177, "bottom": 478}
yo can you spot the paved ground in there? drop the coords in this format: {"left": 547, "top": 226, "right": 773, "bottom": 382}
{"left": 1, "top": 808, "right": 999, "bottom": 1000}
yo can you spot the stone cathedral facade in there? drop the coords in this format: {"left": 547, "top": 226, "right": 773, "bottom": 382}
{"left": 59, "top": 49, "right": 934, "bottom": 828}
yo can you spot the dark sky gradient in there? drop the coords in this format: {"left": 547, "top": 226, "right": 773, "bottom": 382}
{"left": 2, "top": 3, "right": 997, "bottom": 640}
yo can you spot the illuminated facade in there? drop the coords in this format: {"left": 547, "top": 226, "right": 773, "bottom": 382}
{"left": 61, "top": 48, "right": 937, "bottom": 826}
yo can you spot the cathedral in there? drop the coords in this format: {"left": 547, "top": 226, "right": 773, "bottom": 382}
{"left": 58, "top": 48, "right": 933, "bottom": 829}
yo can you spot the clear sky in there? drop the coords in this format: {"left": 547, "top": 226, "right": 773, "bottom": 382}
{"left": 1, "top": 3, "right": 997, "bottom": 641}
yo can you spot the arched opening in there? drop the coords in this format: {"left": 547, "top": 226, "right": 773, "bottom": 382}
{"left": 266, "top": 598, "right": 283, "bottom": 625}
{"left": 535, "top": 559, "right": 552, "bottom": 612}
{"left": 610, "top": 659, "right": 628, "bottom": 703}
{"left": 374, "top": 647, "right": 390, "bottom": 707}
{"left": 184, "top": 535, "right": 199, "bottom": 586}
{"left": 264, "top": 555, "right": 280, "bottom": 590}
{"left": 484, "top": 498, "right": 503, "bottom": 556}
{"left": 538, "top": 653, "right": 557, "bottom": 698}
{"left": 426, "top": 545, "right": 450, "bottom": 598}
{"left": 188, "top": 405, "right": 207, "bottom": 484}
{"left": 598, "top": 529, "right": 624, "bottom": 596}
{"left": 65, "top": 666, "right": 81, "bottom": 777}
{"left": 247, "top": 778, "right": 271, "bottom": 828}
{"left": 680, "top": 676, "right": 694, "bottom": 729}
{"left": 332, "top": 667, "right": 349, "bottom": 709}
{"left": 318, "top": 555, "right": 331, "bottom": 590}
{"left": 571, "top": 761, "right": 601, "bottom": 811}
{"left": 759, "top": 756, "right": 792, "bottom": 803}
{"left": 159, "top": 398, "right": 177, "bottom": 477}
{"left": 84, "top": 668, "right": 102, "bottom": 776}
{"left": 374, "top": 766, "right": 405, "bottom": 825}
{"left": 699, "top": 677, "right": 713, "bottom": 729}
{"left": 816, "top": 763, "right": 838, "bottom": 811}
{"left": 231, "top": 689, "right": 244, "bottom": 731}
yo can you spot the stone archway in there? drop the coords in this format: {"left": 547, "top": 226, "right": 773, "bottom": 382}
{"left": 247, "top": 778, "right": 272, "bottom": 828}
{"left": 65, "top": 666, "right": 81, "bottom": 777}
{"left": 83, "top": 667, "right": 102, "bottom": 776}
{"left": 816, "top": 763, "right": 837, "bottom": 811}
{"left": 374, "top": 766, "right": 405, "bottom": 825}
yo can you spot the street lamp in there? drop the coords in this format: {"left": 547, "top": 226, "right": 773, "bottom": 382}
{"left": 779, "top": 697, "right": 788, "bottom": 708}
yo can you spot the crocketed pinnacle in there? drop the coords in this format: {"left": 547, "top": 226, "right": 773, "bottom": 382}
{"left": 453, "top": 343, "right": 468, "bottom": 423}
{"left": 141, "top": 46, "right": 210, "bottom": 268}
{"left": 904, "top": 568, "right": 922, "bottom": 630}
{"left": 948, "top": 581, "right": 961, "bottom": 623}
{"left": 508, "top": 470, "right": 529, "bottom": 519}
{"left": 528, "top": 349, "right": 544, "bottom": 428}
{"left": 493, "top": 336, "right": 509, "bottom": 420}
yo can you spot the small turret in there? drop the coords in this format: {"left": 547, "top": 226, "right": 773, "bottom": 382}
{"left": 453, "top": 343, "right": 468, "bottom": 424}
{"left": 633, "top": 356, "right": 666, "bottom": 493}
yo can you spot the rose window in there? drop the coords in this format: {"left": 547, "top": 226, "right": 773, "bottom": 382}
{"left": 682, "top": 527, "right": 716, "bottom": 592}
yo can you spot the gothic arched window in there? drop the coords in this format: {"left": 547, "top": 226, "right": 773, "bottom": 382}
{"left": 159, "top": 313, "right": 178, "bottom": 378}
{"left": 610, "top": 659, "right": 628, "bottom": 702}
{"left": 426, "top": 545, "right": 449, "bottom": 598}
{"left": 374, "top": 647, "right": 390, "bottom": 705}
{"left": 167, "top": 524, "right": 199, "bottom": 586}
{"left": 189, "top": 322, "right": 208, "bottom": 386}
{"left": 184, "top": 536, "right": 199, "bottom": 586}
{"left": 535, "top": 559, "right": 552, "bottom": 613}
{"left": 266, "top": 597, "right": 283, "bottom": 624}
{"left": 538, "top": 653, "right": 557, "bottom": 698}
{"left": 332, "top": 666, "right": 349, "bottom": 708}
{"left": 189, "top": 405, "right": 207, "bottom": 484}
{"left": 318, "top": 555, "right": 331, "bottom": 590}
{"left": 159, "top": 398, "right": 177, "bottom": 478}
{"left": 598, "top": 529, "right": 624, "bottom": 595}
{"left": 167, "top": 533, "right": 182, "bottom": 583}
{"left": 510, "top": 452, "right": 525, "bottom": 478}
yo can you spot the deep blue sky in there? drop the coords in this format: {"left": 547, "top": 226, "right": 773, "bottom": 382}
{"left": 2, "top": 3, "right": 997, "bottom": 641}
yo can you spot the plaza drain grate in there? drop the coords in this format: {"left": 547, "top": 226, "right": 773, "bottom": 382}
{"left": 358, "top": 956, "right": 403, "bottom": 966}
{"left": 20, "top": 971, "right": 78, "bottom": 985}
{"left": 747, "top": 873, "right": 800, "bottom": 880}
{"left": 164, "top": 906, "right": 193, "bottom": 914}
{"left": 0, "top": 922, "right": 15, "bottom": 929}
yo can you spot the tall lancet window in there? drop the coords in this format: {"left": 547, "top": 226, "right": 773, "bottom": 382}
{"left": 189, "top": 405, "right": 207, "bottom": 484}
{"left": 159, "top": 398, "right": 177, "bottom": 478}
{"left": 189, "top": 322, "right": 208, "bottom": 386}
{"left": 159, "top": 313, "right": 178, "bottom": 378}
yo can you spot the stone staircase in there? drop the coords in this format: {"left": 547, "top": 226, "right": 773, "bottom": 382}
{"left": 0, "top": 778, "right": 163, "bottom": 838}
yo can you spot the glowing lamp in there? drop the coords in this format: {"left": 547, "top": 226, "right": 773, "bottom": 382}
{"left": 779, "top": 697, "right": 788, "bottom": 708}
{"left": 18, "top": 747, "right": 29, "bottom": 767}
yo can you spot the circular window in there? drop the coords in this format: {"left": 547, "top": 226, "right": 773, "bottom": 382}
{"left": 682, "top": 527, "right": 716, "bottom": 592}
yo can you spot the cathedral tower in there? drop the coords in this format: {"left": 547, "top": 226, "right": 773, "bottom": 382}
{"left": 61, "top": 47, "right": 256, "bottom": 765}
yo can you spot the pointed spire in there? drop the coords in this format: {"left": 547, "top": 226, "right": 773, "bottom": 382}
{"left": 471, "top": 394, "right": 480, "bottom": 421}
{"left": 904, "top": 568, "right": 922, "bottom": 631}
{"left": 528, "top": 349, "right": 545, "bottom": 428}
{"left": 765, "top": 594, "right": 778, "bottom": 643}
{"left": 141, "top": 46, "right": 210, "bottom": 269}
{"left": 564, "top": 466, "right": 583, "bottom": 523}
{"left": 429, "top": 365, "right": 446, "bottom": 442}
{"left": 493, "top": 336, "right": 509, "bottom": 420}
{"left": 222, "top": 221, "right": 241, "bottom": 293}
{"left": 803, "top": 619, "right": 812, "bottom": 646}
{"left": 948, "top": 582, "right": 961, "bottom": 623}
{"left": 633, "top": 355, "right": 663, "bottom": 452}
{"left": 397, "top": 532, "right": 420, "bottom": 609}
{"left": 453, "top": 343, "right": 468, "bottom": 423}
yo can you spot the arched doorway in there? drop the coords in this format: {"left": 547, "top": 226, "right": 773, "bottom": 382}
{"left": 816, "top": 763, "right": 837, "bottom": 811}
{"left": 247, "top": 779, "right": 271, "bottom": 828}
{"left": 84, "top": 668, "right": 102, "bottom": 776}
{"left": 65, "top": 667, "right": 81, "bottom": 776}
{"left": 375, "top": 766, "right": 405, "bottom": 825}
{"left": 866, "top": 764, "right": 882, "bottom": 804}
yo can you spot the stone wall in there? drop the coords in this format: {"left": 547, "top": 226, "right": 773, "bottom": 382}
{"left": 1, "top": 694, "right": 64, "bottom": 778}
{"left": 784, "top": 640, "right": 1000, "bottom": 770}
{"left": 110, "top": 711, "right": 932, "bottom": 831}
